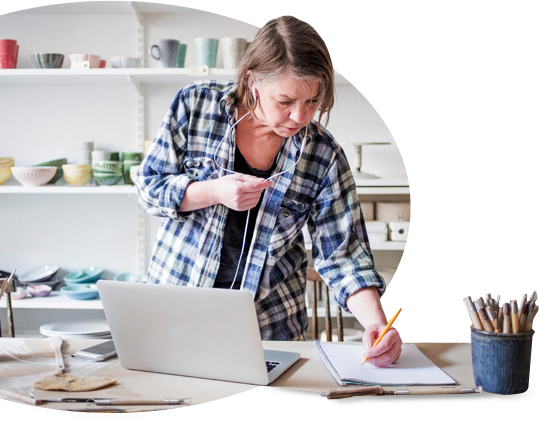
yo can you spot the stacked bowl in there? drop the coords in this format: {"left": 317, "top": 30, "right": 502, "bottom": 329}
{"left": 18, "top": 265, "right": 61, "bottom": 290}
{"left": 62, "top": 164, "right": 92, "bottom": 185}
{"left": 61, "top": 266, "right": 103, "bottom": 300}
{"left": 40, "top": 320, "right": 111, "bottom": 339}
{"left": 0, "top": 157, "right": 15, "bottom": 185}
{"left": 92, "top": 160, "right": 123, "bottom": 186}
{"left": 32, "top": 158, "right": 67, "bottom": 185}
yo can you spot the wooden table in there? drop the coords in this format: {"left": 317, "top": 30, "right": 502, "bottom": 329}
{"left": 0, "top": 338, "right": 475, "bottom": 412}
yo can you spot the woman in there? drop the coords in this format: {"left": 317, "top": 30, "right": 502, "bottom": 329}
{"left": 135, "top": 16, "right": 402, "bottom": 367}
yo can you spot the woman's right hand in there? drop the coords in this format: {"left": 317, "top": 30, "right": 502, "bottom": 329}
{"left": 212, "top": 174, "right": 272, "bottom": 211}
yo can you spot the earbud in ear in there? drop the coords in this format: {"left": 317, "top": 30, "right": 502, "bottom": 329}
{"left": 251, "top": 86, "right": 257, "bottom": 106}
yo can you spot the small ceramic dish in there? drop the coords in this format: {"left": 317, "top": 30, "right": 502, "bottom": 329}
{"left": 63, "top": 266, "right": 104, "bottom": 283}
{"left": 113, "top": 272, "right": 139, "bottom": 282}
{"left": 27, "top": 284, "right": 52, "bottom": 297}
{"left": 11, "top": 287, "right": 28, "bottom": 300}
{"left": 60, "top": 284, "right": 99, "bottom": 300}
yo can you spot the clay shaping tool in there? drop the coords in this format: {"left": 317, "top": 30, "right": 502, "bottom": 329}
{"left": 49, "top": 336, "right": 66, "bottom": 373}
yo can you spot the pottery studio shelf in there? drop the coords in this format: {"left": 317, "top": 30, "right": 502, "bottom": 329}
{"left": 0, "top": 185, "right": 137, "bottom": 194}
{"left": 0, "top": 291, "right": 103, "bottom": 310}
{"left": 0, "top": 68, "right": 350, "bottom": 85}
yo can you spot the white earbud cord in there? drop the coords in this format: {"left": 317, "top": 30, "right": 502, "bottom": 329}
{"left": 214, "top": 111, "right": 308, "bottom": 290}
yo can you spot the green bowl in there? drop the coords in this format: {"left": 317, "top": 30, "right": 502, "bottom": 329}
{"left": 32, "top": 158, "right": 68, "bottom": 184}
{"left": 92, "top": 161, "right": 123, "bottom": 174}
{"left": 94, "top": 174, "right": 122, "bottom": 186}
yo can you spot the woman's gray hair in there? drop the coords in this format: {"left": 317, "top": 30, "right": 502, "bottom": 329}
{"left": 236, "top": 16, "right": 335, "bottom": 132}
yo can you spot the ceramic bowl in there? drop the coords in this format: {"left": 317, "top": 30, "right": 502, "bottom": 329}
{"left": 93, "top": 173, "right": 122, "bottom": 186}
{"left": 30, "top": 53, "right": 64, "bottom": 68}
{"left": 19, "top": 264, "right": 60, "bottom": 283}
{"left": 63, "top": 266, "right": 104, "bottom": 283}
{"left": 69, "top": 53, "right": 101, "bottom": 68}
{"left": 129, "top": 165, "right": 140, "bottom": 184}
{"left": 27, "top": 284, "right": 52, "bottom": 297}
{"left": 113, "top": 272, "right": 139, "bottom": 282}
{"left": 0, "top": 157, "right": 15, "bottom": 167}
{"left": 10, "top": 166, "right": 57, "bottom": 187}
{"left": 60, "top": 284, "right": 99, "bottom": 300}
{"left": 92, "top": 160, "right": 122, "bottom": 174}
{"left": 11, "top": 287, "right": 28, "bottom": 300}
{"left": 62, "top": 164, "right": 92, "bottom": 185}
{"left": 32, "top": 157, "right": 67, "bottom": 185}
{"left": 110, "top": 56, "right": 141, "bottom": 68}
{"left": 0, "top": 166, "right": 12, "bottom": 185}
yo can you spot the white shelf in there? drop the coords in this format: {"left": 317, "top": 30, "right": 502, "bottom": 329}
{"left": 370, "top": 242, "right": 406, "bottom": 251}
{"left": 20, "top": 2, "right": 198, "bottom": 15}
{"left": 0, "top": 68, "right": 349, "bottom": 85}
{"left": 0, "top": 185, "right": 137, "bottom": 194}
{"left": 0, "top": 291, "right": 103, "bottom": 310}
{"left": 355, "top": 177, "right": 409, "bottom": 195}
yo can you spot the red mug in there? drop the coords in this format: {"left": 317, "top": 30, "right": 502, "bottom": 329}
{"left": 0, "top": 39, "right": 17, "bottom": 55}
{"left": 0, "top": 53, "right": 16, "bottom": 69}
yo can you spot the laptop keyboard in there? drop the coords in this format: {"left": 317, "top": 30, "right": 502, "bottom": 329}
{"left": 266, "top": 361, "right": 281, "bottom": 373}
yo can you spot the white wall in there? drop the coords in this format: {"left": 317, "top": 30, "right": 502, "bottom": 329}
{"left": 0, "top": 2, "right": 407, "bottom": 277}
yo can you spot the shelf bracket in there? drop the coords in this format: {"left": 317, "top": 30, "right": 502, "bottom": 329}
{"left": 127, "top": 75, "right": 143, "bottom": 97}
{"left": 129, "top": 1, "right": 144, "bottom": 27}
{"left": 129, "top": 2, "right": 145, "bottom": 68}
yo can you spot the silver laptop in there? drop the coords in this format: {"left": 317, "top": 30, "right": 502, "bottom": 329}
{"left": 96, "top": 280, "right": 300, "bottom": 385}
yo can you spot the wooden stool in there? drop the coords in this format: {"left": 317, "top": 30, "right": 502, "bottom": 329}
{"left": 307, "top": 267, "right": 343, "bottom": 341}
{"left": 0, "top": 277, "right": 15, "bottom": 338}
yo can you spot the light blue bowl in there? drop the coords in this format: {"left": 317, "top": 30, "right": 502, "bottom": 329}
{"left": 60, "top": 284, "right": 99, "bottom": 300}
{"left": 113, "top": 272, "right": 139, "bottom": 282}
{"left": 63, "top": 266, "right": 104, "bottom": 283}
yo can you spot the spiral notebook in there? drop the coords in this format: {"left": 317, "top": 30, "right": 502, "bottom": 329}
{"left": 314, "top": 340, "right": 457, "bottom": 386}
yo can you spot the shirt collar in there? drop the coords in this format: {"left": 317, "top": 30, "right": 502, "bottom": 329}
{"left": 220, "top": 84, "right": 239, "bottom": 117}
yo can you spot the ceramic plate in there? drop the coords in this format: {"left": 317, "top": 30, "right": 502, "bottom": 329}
{"left": 18, "top": 265, "right": 59, "bottom": 283}
{"left": 63, "top": 266, "right": 104, "bottom": 283}
{"left": 39, "top": 320, "right": 110, "bottom": 336}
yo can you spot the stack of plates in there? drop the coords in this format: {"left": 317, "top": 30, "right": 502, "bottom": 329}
{"left": 63, "top": 266, "right": 104, "bottom": 285}
{"left": 40, "top": 320, "right": 111, "bottom": 340}
{"left": 18, "top": 265, "right": 61, "bottom": 288}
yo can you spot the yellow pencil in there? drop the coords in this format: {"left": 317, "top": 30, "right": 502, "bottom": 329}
{"left": 362, "top": 308, "right": 402, "bottom": 365}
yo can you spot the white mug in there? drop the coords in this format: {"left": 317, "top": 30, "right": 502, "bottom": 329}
{"left": 91, "top": 150, "right": 111, "bottom": 162}
{"left": 220, "top": 38, "right": 247, "bottom": 69}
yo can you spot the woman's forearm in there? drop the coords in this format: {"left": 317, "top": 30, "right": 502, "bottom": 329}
{"left": 346, "top": 286, "right": 388, "bottom": 328}
{"left": 178, "top": 180, "right": 219, "bottom": 212}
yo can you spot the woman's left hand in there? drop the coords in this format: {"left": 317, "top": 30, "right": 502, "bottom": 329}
{"left": 361, "top": 323, "right": 402, "bottom": 368}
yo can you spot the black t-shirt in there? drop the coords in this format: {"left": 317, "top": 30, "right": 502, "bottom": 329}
{"left": 213, "top": 146, "right": 276, "bottom": 290}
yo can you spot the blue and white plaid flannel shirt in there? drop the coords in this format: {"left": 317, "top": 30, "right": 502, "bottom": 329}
{"left": 135, "top": 81, "right": 386, "bottom": 340}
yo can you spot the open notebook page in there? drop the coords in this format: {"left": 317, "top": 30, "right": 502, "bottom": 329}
{"left": 316, "top": 341, "right": 456, "bottom": 386}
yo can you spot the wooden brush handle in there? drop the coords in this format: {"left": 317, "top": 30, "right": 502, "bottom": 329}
{"left": 0, "top": 388, "right": 41, "bottom": 405}
{"left": 320, "top": 386, "right": 384, "bottom": 399}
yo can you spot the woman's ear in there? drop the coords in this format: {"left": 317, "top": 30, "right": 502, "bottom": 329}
{"left": 247, "top": 76, "right": 257, "bottom": 106}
